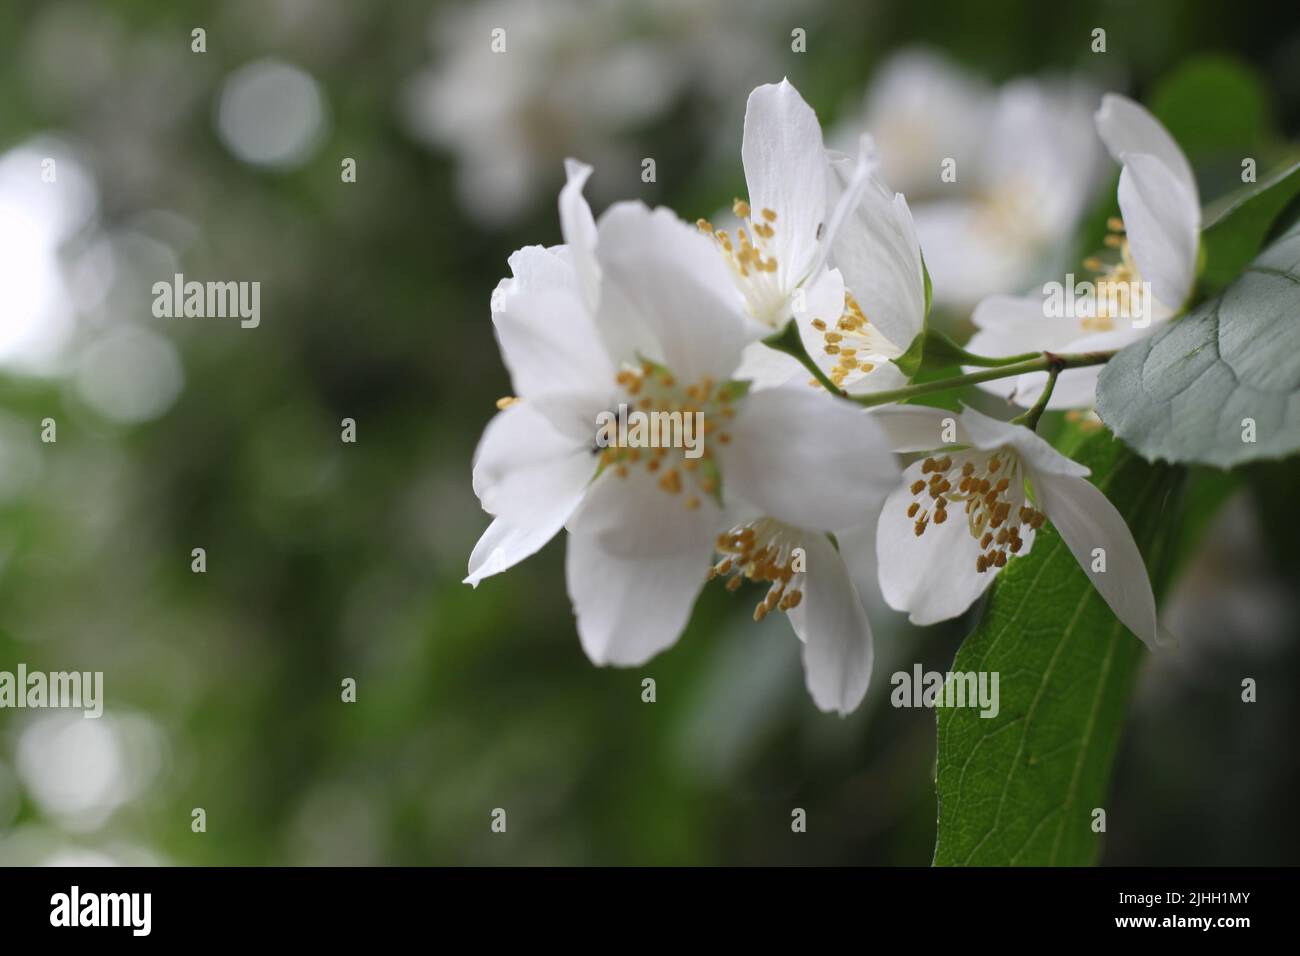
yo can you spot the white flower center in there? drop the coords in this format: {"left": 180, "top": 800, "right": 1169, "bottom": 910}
{"left": 596, "top": 361, "right": 737, "bottom": 511}
{"left": 905, "top": 450, "right": 1046, "bottom": 573}
{"left": 809, "top": 292, "right": 901, "bottom": 389}
{"left": 710, "top": 518, "right": 805, "bottom": 621}
{"left": 1080, "top": 216, "right": 1146, "bottom": 332}
{"left": 698, "top": 200, "right": 790, "bottom": 327}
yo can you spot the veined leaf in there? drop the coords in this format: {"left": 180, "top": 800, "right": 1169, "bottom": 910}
{"left": 933, "top": 432, "right": 1179, "bottom": 866}
{"left": 1095, "top": 219, "right": 1300, "bottom": 468}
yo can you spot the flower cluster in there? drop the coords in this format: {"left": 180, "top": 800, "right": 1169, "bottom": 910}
{"left": 468, "top": 79, "right": 1196, "bottom": 715}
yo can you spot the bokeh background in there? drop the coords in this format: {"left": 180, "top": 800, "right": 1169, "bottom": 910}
{"left": 1, "top": 0, "right": 1299, "bottom": 866}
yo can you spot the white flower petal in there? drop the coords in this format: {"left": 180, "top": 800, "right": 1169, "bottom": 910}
{"left": 1116, "top": 155, "right": 1200, "bottom": 312}
{"left": 566, "top": 463, "right": 724, "bottom": 559}
{"left": 844, "top": 359, "right": 909, "bottom": 396}
{"left": 733, "top": 340, "right": 805, "bottom": 390}
{"left": 559, "top": 158, "right": 600, "bottom": 315}
{"left": 719, "top": 495, "right": 764, "bottom": 532}
{"left": 466, "top": 514, "right": 565, "bottom": 587}
{"left": 959, "top": 406, "right": 1091, "bottom": 478}
{"left": 718, "top": 386, "right": 898, "bottom": 531}
{"left": 525, "top": 388, "right": 621, "bottom": 446}
{"left": 799, "top": 265, "right": 848, "bottom": 332}
{"left": 1032, "top": 472, "right": 1159, "bottom": 650}
{"left": 742, "top": 79, "right": 829, "bottom": 285}
{"left": 792, "top": 265, "right": 908, "bottom": 395}
{"left": 969, "top": 291, "right": 1080, "bottom": 347}
{"left": 787, "top": 531, "right": 874, "bottom": 715}
{"left": 471, "top": 402, "right": 595, "bottom": 526}
{"left": 876, "top": 460, "right": 1023, "bottom": 624}
{"left": 805, "top": 141, "right": 876, "bottom": 285}
{"left": 493, "top": 245, "right": 614, "bottom": 399}
{"left": 793, "top": 266, "right": 854, "bottom": 382}
{"left": 595, "top": 201, "right": 757, "bottom": 383}
{"left": 869, "top": 403, "right": 968, "bottom": 453}
{"left": 565, "top": 528, "right": 711, "bottom": 666}
{"left": 1093, "top": 95, "right": 1200, "bottom": 314}
{"left": 1094, "top": 93, "right": 1197, "bottom": 204}
{"left": 828, "top": 144, "right": 926, "bottom": 351}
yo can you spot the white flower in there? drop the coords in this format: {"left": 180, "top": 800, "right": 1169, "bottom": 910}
{"left": 702, "top": 80, "right": 842, "bottom": 330}
{"left": 871, "top": 405, "right": 1160, "bottom": 650}
{"left": 468, "top": 162, "right": 899, "bottom": 713}
{"left": 703, "top": 80, "right": 924, "bottom": 397}
{"left": 1094, "top": 93, "right": 1201, "bottom": 314}
{"left": 708, "top": 512, "right": 884, "bottom": 715}
{"left": 910, "top": 78, "right": 1107, "bottom": 311}
{"left": 967, "top": 94, "right": 1202, "bottom": 409}
{"left": 808, "top": 138, "right": 928, "bottom": 395}
{"left": 699, "top": 79, "right": 874, "bottom": 388}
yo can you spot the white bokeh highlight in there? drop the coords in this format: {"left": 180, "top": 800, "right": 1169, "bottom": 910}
{"left": 217, "top": 59, "right": 328, "bottom": 169}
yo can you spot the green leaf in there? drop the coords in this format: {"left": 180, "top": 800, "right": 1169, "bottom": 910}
{"left": 933, "top": 432, "right": 1180, "bottom": 866}
{"left": 1095, "top": 219, "right": 1300, "bottom": 468}
{"left": 891, "top": 328, "right": 925, "bottom": 380}
{"left": 1200, "top": 159, "right": 1300, "bottom": 291}
{"left": 892, "top": 327, "right": 1036, "bottom": 382}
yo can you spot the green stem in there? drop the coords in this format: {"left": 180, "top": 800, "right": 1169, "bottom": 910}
{"left": 956, "top": 348, "right": 1044, "bottom": 368}
{"left": 925, "top": 330, "right": 1042, "bottom": 368}
{"left": 849, "top": 350, "right": 1112, "bottom": 409}
{"left": 761, "top": 321, "right": 845, "bottom": 396}
{"left": 759, "top": 319, "right": 1114, "bottom": 412}
{"left": 1011, "top": 364, "right": 1061, "bottom": 431}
